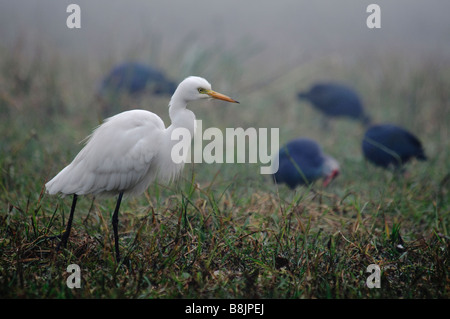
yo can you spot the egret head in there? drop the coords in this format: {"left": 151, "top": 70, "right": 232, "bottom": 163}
{"left": 322, "top": 156, "right": 340, "bottom": 187}
{"left": 174, "top": 76, "right": 239, "bottom": 103}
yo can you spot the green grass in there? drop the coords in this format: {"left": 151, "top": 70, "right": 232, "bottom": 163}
{"left": 0, "top": 37, "right": 449, "bottom": 299}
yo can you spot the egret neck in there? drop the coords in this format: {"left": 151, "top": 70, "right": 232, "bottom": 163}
{"left": 168, "top": 92, "right": 197, "bottom": 138}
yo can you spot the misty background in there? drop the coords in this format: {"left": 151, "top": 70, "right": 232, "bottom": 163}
{"left": 1, "top": 1, "right": 449, "bottom": 69}
{"left": 1, "top": 0, "right": 449, "bottom": 159}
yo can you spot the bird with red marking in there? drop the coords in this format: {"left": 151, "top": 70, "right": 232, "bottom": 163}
{"left": 272, "top": 138, "right": 340, "bottom": 189}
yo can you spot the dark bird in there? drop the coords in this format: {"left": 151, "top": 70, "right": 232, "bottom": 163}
{"left": 273, "top": 138, "right": 340, "bottom": 189}
{"left": 97, "top": 62, "right": 176, "bottom": 97}
{"left": 362, "top": 124, "right": 427, "bottom": 169}
{"left": 298, "top": 82, "right": 371, "bottom": 125}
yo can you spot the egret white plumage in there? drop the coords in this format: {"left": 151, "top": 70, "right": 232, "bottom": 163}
{"left": 46, "top": 76, "right": 239, "bottom": 261}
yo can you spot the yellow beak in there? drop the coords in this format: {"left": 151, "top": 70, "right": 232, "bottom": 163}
{"left": 206, "top": 89, "right": 239, "bottom": 103}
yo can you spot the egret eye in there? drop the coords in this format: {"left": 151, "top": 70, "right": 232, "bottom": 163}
{"left": 198, "top": 88, "right": 205, "bottom": 94}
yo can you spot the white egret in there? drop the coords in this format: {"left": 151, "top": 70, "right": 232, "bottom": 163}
{"left": 46, "top": 76, "right": 239, "bottom": 261}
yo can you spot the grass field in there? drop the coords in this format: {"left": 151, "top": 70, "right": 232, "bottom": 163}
{"left": 0, "top": 34, "right": 449, "bottom": 299}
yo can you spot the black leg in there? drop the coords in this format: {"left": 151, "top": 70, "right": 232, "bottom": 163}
{"left": 56, "top": 194, "right": 78, "bottom": 252}
{"left": 112, "top": 191, "right": 124, "bottom": 262}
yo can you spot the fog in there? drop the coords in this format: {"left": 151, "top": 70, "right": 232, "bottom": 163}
{"left": 1, "top": 0, "right": 449, "bottom": 67}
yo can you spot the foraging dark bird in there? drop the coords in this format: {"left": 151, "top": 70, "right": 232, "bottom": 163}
{"left": 98, "top": 62, "right": 176, "bottom": 97}
{"left": 272, "top": 138, "right": 340, "bottom": 189}
{"left": 298, "top": 82, "right": 371, "bottom": 125}
{"left": 46, "top": 76, "right": 239, "bottom": 262}
{"left": 362, "top": 124, "right": 427, "bottom": 169}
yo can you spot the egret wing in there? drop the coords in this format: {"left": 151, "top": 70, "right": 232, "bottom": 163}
{"left": 46, "top": 110, "right": 166, "bottom": 196}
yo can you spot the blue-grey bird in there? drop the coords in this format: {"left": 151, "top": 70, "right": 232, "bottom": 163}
{"left": 362, "top": 124, "right": 427, "bottom": 168}
{"left": 273, "top": 138, "right": 340, "bottom": 189}
{"left": 298, "top": 82, "right": 371, "bottom": 125}
{"left": 98, "top": 62, "right": 176, "bottom": 97}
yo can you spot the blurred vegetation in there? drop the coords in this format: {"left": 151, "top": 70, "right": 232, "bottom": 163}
{"left": 0, "top": 35, "right": 449, "bottom": 298}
